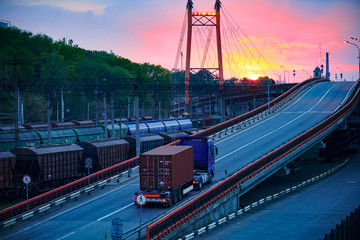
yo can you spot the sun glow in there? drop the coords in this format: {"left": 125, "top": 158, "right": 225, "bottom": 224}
{"left": 248, "top": 74, "right": 259, "bottom": 80}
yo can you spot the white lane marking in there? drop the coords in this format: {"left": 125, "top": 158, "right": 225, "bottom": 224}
{"left": 57, "top": 231, "right": 76, "bottom": 240}
{"left": 215, "top": 83, "right": 339, "bottom": 163}
{"left": 1, "top": 178, "right": 138, "bottom": 240}
{"left": 334, "top": 81, "right": 358, "bottom": 112}
{"left": 80, "top": 222, "right": 96, "bottom": 230}
{"left": 215, "top": 83, "right": 322, "bottom": 146}
{"left": 282, "top": 111, "right": 332, "bottom": 114}
{"left": 55, "top": 203, "right": 134, "bottom": 239}
{"left": 97, "top": 202, "right": 134, "bottom": 221}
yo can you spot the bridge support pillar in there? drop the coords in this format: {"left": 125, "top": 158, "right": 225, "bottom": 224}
{"left": 219, "top": 95, "right": 225, "bottom": 122}
{"left": 297, "top": 142, "right": 326, "bottom": 162}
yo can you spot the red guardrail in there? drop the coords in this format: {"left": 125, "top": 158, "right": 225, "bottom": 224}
{"left": 146, "top": 81, "right": 360, "bottom": 240}
{"left": 0, "top": 156, "right": 139, "bottom": 222}
{"left": 0, "top": 78, "right": 322, "bottom": 223}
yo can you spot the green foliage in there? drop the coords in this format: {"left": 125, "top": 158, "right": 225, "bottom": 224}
{"left": 0, "top": 26, "right": 172, "bottom": 124}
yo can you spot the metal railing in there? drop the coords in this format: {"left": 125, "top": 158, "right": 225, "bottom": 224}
{"left": 0, "top": 77, "right": 322, "bottom": 223}
{"left": 146, "top": 81, "right": 360, "bottom": 240}
{"left": 323, "top": 205, "right": 360, "bottom": 240}
{"left": 0, "top": 157, "right": 139, "bottom": 222}
{"left": 193, "top": 78, "right": 325, "bottom": 137}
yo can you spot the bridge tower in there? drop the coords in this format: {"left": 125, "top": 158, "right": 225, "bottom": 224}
{"left": 184, "top": 0, "right": 224, "bottom": 115}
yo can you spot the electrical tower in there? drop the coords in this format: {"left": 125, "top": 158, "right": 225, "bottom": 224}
{"left": 185, "top": 0, "right": 224, "bottom": 112}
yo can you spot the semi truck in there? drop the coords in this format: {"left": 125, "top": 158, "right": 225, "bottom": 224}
{"left": 134, "top": 136, "right": 217, "bottom": 207}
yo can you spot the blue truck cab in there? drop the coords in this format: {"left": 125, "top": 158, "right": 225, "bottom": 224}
{"left": 179, "top": 136, "right": 218, "bottom": 189}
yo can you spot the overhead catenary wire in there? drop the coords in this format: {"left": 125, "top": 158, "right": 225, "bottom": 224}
{"left": 173, "top": 10, "right": 188, "bottom": 71}
{"left": 221, "top": 5, "right": 279, "bottom": 78}
{"left": 173, "top": 2, "right": 280, "bottom": 80}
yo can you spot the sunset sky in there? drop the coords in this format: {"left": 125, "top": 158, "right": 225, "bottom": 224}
{"left": 1, "top": 0, "right": 360, "bottom": 82}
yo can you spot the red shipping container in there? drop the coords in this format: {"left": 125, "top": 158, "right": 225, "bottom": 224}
{"left": 140, "top": 146, "right": 193, "bottom": 192}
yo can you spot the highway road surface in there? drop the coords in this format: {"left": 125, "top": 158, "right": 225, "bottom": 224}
{"left": 0, "top": 81, "right": 356, "bottom": 240}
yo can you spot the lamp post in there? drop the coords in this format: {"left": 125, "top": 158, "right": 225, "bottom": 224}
{"left": 344, "top": 39, "right": 360, "bottom": 81}
{"left": 285, "top": 70, "right": 290, "bottom": 83}
{"left": 280, "top": 66, "right": 285, "bottom": 84}
{"left": 336, "top": 67, "right": 343, "bottom": 81}
{"left": 302, "top": 70, "right": 310, "bottom": 79}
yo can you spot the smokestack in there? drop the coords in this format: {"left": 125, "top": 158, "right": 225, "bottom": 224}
{"left": 326, "top": 52, "right": 330, "bottom": 80}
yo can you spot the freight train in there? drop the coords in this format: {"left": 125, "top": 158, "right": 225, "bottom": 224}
{"left": 0, "top": 118, "right": 196, "bottom": 199}
{"left": 0, "top": 118, "right": 193, "bottom": 151}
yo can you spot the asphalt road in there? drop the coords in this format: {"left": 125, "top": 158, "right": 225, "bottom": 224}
{"left": 0, "top": 81, "right": 356, "bottom": 240}
{"left": 202, "top": 152, "right": 360, "bottom": 240}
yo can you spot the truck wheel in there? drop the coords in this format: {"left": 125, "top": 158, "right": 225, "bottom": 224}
{"left": 178, "top": 188, "right": 183, "bottom": 201}
{"left": 198, "top": 179, "right": 203, "bottom": 189}
{"left": 167, "top": 197, "right": 173, "bottom": 207}
{"left": 172, "top": 191, "right": 178, "bottom": 204}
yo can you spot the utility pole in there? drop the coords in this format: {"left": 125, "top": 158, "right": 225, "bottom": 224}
{"left": 128, "top": 96, "right": 130, "bottom": 118}
{"left": 268, "top": 82, "right": 270, "bottom": 113}
{"left": 134, "top": 82, "right": 140, "bottom": 156}
{"left": 60, "top": 88, "right": 64, "bottom": 122}
{"left": 103, "top": 91, "right": 108, "bottom": 139}
{"left": 111, "top": 91, "right": 115, "bottom": 138}
{"left": 95, "top": 79, "right": 99, "bottom": 125}
{"left": 47, "top": 90, "right": 51, "bottom": 145}
{"left": 8, "top": 62, "right": 20, "bottom": 148}
{"left": 152, "top": 80, "right": 156, "bottom": 120}
{"left": 159, "top": 101, "right": 161, "bottom": 120}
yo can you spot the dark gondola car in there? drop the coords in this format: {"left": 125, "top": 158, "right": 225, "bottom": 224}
{"left": 0, "top": 151, "right": 16, "bottom": 198}
{"left": 124, "top": 135, "right": 164, "bottom": 158}
{"left": 77, "top": 139, "right": 129, "bottom": 174}
{"left": 11, "top": 144, "right": 83, "bottom": 192}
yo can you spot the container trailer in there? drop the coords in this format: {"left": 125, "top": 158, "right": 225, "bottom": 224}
{"left": 134, "top": 136, "right": 217, "bottom": 206}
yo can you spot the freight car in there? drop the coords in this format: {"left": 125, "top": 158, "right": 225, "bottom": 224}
{"left": 124, "top": 122, "right": 150, "bottom": 135}
{"left": 159, "top": 132, "right": 189, "bottom": 145}
{"left": 71, "top": 120, "right": 95, "bottom": 126}
{"left": 77, "top": 139, "right": 129, "bottom": 174}
{"left": 176, "top": 118, "right": 192, "bottom": 130}
{"left": 123, "top": 118, "right": 193, "bottom": 136}
{"left": 23, "top": 123, "right": 49, "bottom": 129}
{"left": 124, "top": 135, "right": 164, "bottom": 159}
{"left": 11, "top": 144, "right": 84, "bottom": 192}
{"left": 0, "top": 130, "right": 41, "bottom": 151}
{"left": 162, "top": 120, "right": 180, "bottom": 132}
{"left": 72, "top": 126, "right": 106, "bottom": 142}
{"left": 100, "top": 124, "right": 128, "bottom": 139}
{"left": 34, "top": 128, "right": 77, "bottom": 145}
{"left": 0, "top": 151, "right": 16, "bottom": 198}
{"left": 144, "top": 121, "right": 165, "bottom": 134}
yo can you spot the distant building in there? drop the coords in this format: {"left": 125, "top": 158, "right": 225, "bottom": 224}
{"left": 0, "top": 20, "right": 10, "bottom": 28}
{"left": 313, "top": 67, "right": 321, "bottom": 78}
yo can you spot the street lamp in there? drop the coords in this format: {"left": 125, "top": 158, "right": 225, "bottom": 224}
{"left": 280, "top": 66, "right": 285, "bottom": 84}
{"left": 344, "top": 39, "right": 360, "bottom": 81}
{"left": 336, "top": 67, "right": 343, "bottom": 81}
{"left": 302, "top": 70, "right": 310, "bottom": 79}
{"left": 285, "top": 70, "right": 290, "bottom": 83}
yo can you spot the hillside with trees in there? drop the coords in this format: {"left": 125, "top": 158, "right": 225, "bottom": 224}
{"left": 0, "top": 26, "right": 172, "bottom": 123}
